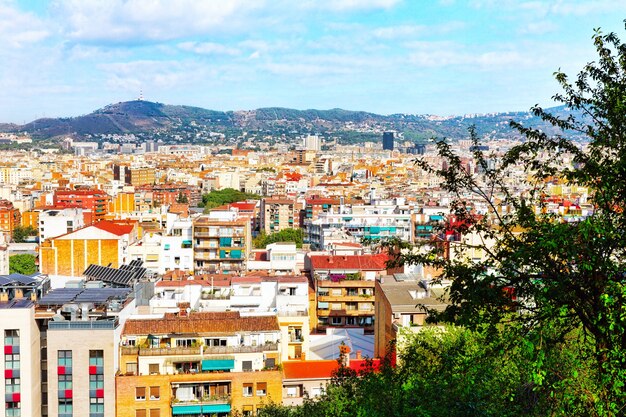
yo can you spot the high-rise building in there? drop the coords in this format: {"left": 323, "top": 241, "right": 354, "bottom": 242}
{"left": 382, "top": 132, "right": 394, "bottom": 151}
{"left": 304, "top": 135, "right": 321, "bottom": 152}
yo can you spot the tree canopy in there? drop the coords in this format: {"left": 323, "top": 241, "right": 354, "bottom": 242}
{"left": 12, "top": 225, "right": 37, "bottom": 243}
{"left": 253, "top": 228, "right": 304, "bottom": 249}
{"left": 383, "top": 26, "right": 626, "bottom": 415}
{"left": 9, "top": 254, "right": 37, "bottom": 275}
{"left": 198, "top": 188, "right": 261, "bottom": 212}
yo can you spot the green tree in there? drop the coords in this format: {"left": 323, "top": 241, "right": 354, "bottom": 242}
{"left": 9, "top": 254, "right": 37, "bottom": 275}
{"left": 176, "top": 192, "right": 188, "bottom": 204}
{"left": 387, "top": 27, "right": 626, "bottom": 415}
{"left": 253, "top": 228, "right": 304, "bottom": 249}
{"left": 198, "top": 188, "right": 261, "bottom": 212}
{"left": 12, "top": 225, "right": 37, "bottom": 243}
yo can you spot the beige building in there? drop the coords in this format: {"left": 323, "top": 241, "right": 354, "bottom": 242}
{"left": 0, "top": 300, "right": 42, "bottom": 417}
{"left": 260, "top": 198, "right": 300, "bottom": 234}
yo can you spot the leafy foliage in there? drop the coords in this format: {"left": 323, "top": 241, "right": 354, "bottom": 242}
{"left": 253, "top": 228, "right": 304, "bottom": 249}
{"left": 198, "top": 188, "right": 260, "bottom": 212}
{"left": 384, "top": 26, "right": 626, "bottom": 415}
{"left": 12, "top": 225, "right": 36, "bottom": 243}
{"left": 9, "top": 254, "right": 36, "bottom": 275}
{"left": 253, "top": 326, "right": 599, "bottom": 417}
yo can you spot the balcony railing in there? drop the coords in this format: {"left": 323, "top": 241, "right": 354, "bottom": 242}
{"left": 121, "top": 342, "right": 279, "bottom": 356}
{"left": 172, "top": 395, "right": 231, "bottom": 406}
{"left": 48, "top": 320, "right": 117, "bottom": 330}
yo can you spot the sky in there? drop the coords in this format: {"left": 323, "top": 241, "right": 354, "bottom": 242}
{"left": 1, "top": 0, "right": 626, "bottom": 123}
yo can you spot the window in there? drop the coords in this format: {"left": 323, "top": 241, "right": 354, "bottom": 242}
{"left": 149, "top": 386, "right": 160, "bottom": 400}
{"left": 287, "top": 386, "right": 299, "bottom": 397}
{"left": 4, "top": 329, "right": 19, "bottom": 345}
{"left": 126, "top": 362, "right": 138, "bottom": 375}
{"left": 242, "top": 360, "right": 252, "bottom": 372}
{"left": 89, "top": 398, "right": 104, "bottom": 415}
{"left": 58, "top": 399, "right": 72, "bottom": 417}
{"left": 90, "top": 374, "right": 104, "bottom": 390}
{"left": 264, "top": 358, "right": 276, "bottom": 369}
{"left": 256, "top": 382, "right": 267, "bottom": 396}
{"left": 59, "top": 374, "right": 72, "bottom": 390}
{"left": 5, "top": 378, "right": 20, "bottom": 394}
{"left": 149, "top": 364, "right": 159, "bottom": 375}
{"left": 242, "top": 405, "right": 253, "bottom": 417}
{"left": 331, "top": 317, "right": 343, "bottom": 325}
{"left": 331, "top": 289, "right": 342, "bottom": 296}
{"left": 205, "top": 338, "right": 227, "bottom": 347}
{"left": 136, "top": 387, "right": 146, "bottom": 400}
{"left": 89, "top": 350, "right": 104, "bottom": 367}
{"left": 331, "top": 303, "right": 342, "bottom": 310}
{"left": 289, "top": 287, "right": 297, "bottom": 295}
{"left": 175, "top": 339, "right": 195, "bottom": 347}
{"left": 149, "top": 409, "right": 160, "bottom": 417}
{"left": 5, "top": 354, "right": 20, "bottom": 369}
{"left": 346, "top": 317, "right": 356, "bottom": 325}
{"left": 135, "top": 410, "right": 146, "bottom": 417}
{"left": 243, "top": 383, "right": 253, "bottom": 397}
{"left": 58, "top": 350, "right": 72, "bottom": 367}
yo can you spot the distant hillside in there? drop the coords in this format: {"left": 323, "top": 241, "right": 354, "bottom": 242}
{"left": 5, "top": 100, "right": 590, "bottom": 142}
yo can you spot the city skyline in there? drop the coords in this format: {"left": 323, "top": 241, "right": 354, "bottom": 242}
{"left": 2, "top": 0, "right": 626, "bottom": 123}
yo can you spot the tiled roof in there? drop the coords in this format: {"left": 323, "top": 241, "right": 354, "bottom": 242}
{"left": 94, "top": 220, "right": 135, "bottom": 236}
{"left": 122, "top": 311, "right": 280, "bottom": 336}
{"left": 309, "top": 253, "right": 389, "bottom": 271}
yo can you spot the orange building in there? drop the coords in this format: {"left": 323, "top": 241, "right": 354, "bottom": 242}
{"left": 39, "top": 220, "right": 137, "bottom": 277}
{"left": 53, "top": 189, "right": 111, "bottom": 224}
{"left": 0, "top": 199, "right": 21, "bottom": 238}
{"left": 116, "top": 311, "right": 283, "bottom": 417}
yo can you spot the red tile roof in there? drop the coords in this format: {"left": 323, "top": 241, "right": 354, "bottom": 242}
{"left": 122, "top": 311, "right": 279, "bottom": 335}
{"left": 94, "top": 220, "right": 135, "bottom": 236}
{"left": 308, "top": 253, "right": 389, "bottom": 271}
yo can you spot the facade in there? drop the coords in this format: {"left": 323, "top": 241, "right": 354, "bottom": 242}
{"left": 260, "top": 198, "right": 299, "bottom": 234}
{"left": 374, "top": 274, "right": 448, "bottom": 358}
{"left": 39, "top": 220, "right": 138, "bottom": 281}
{"left": 307, "top": 253, "right": 389, "bottom": 333}
{"left": 113, "top": 165, "right": 156, "bottom": 186}
{"left": 192, "top": 213, "right": 251, "bottom": 275}
{"left": 53, "top": 189, "right": 110, "bottom": 224}
{"left": 39, "top": 208, "right": 85, "bottom": 242}
{"left": 0, "top": 199, "right": 21, "bottom": 239}
{"left": 382, "top": 131, "right": 394, "bottom": 151}
{"left": 0, "top": 300, "right": 41, "bottom": 417}
{"left": 117, "top": 311, "right": 282, "bottom": 417}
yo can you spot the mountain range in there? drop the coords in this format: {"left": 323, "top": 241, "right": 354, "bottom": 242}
{"left": 0, "top": 100, "right": 588, "bottom": 142}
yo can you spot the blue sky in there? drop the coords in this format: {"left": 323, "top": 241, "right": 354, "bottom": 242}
{"left": 1, "top": 0, "right": 626, "bottom": 123}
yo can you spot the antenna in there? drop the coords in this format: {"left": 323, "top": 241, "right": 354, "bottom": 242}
{"left": 138, "top": 89, "right": 144, "bottom": 101}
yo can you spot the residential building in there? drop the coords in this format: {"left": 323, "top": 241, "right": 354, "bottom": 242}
{"left": 193, "top": 212, "right": 251, "bottom": 275}
{"left": 113, "top": 165, "right": 156, "bottom": 186}
{"left": 53, "top": 189, "right": 110, "bottom": 224}
{"left": 39, "top": 207, "right": 85, "bottom": 241}
{"left": 116, "top": 311, "right": 282, "bottom": 417}
{"left": 306, "top": 253, "right": 390, "bottom": 333}
{"left": 374, "top": 273, "right": 448, "bottom": 358}
{"left": 260, "top": 198, "right": 299, "bottom": 234}
{"left": 0, "top": 199, "right": 21, "bottom": 239}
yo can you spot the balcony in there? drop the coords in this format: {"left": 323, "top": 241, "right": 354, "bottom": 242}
{"left": 121, "top": 342, "right": 278, "bottom": 357}
{"left": 172, "top": 398, "right": 231, "bottom": 415}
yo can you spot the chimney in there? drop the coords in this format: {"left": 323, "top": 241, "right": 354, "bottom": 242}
{"left": 356, "top": 350, "right": 362, "bottom": 360}
{"left": 301, "top": 352, "right": 306, "bottom": 361}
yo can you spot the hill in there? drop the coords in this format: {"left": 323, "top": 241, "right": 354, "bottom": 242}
{"left": 5, "top": 100, "right": 589, "bottom": 142}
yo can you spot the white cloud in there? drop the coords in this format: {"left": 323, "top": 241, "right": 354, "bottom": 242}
{"left": 54, "top": 0, "right": 265, "bottom": 42}
{"left": 519, "top": 20, "right": 558, "bottom": 35}
{"left": 302, "top": 0, "right": 401, "bottom": 12}
{"left": 0, "top": 2, "right": 50, "bottom": 49}
{"left": 178, "top": 42, "right": 239, "bottom": 56}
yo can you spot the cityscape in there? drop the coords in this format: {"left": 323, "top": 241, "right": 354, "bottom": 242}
{"left": 2, "top": 1, "right": 626, "bottom": 417}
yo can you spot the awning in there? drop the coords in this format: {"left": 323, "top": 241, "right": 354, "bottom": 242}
{"left": 172, "top": 405, "right": 201, "bottom": 415}
{"left": 201, "top": 359, "right": 234, "bottom": 371}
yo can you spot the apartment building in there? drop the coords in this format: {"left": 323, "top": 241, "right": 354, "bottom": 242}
{"left": 304, "top": 201, "right": 414, "bottom": 250}
{"left": 0, "top": 300, "right": 41, "bottom": 417}
{"left": 192, "top": 213, "right": 251, "bottom": 275}
{"left": 260, "top": 198, "right": 299, "bottom": 234}
{"left": 116, "top": 311, "right": 282, "bottom": 417}
{"left": 53, "top": 189, "right": 111, "bottom": 225}
{"left": 39, "top": 207, "right": 85, "bottom": 241}
{"left": 0, "top": 199, "right": 21, "bottom": 239}
{"left": 307, "top": 253, "right": 389, "bottom": 333}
